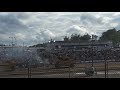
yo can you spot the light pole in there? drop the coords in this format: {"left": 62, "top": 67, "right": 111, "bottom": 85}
{"left": 23, "top": 42, "right": 24, "bottom": 55}
{"left": 27, "top": 49, "right": 31, "bottom": 78}
{"left": 9, "top": 37, "right": 15, "bottom": 59}
{"left": 91, "top": 35, "right": 94, "bottom": 67}
{"left": 14, "top": 37, "right": 17, "bottom": 46}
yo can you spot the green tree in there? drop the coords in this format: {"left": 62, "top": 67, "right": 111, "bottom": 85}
{"left": 64, "top": 36, "right": 69, "bottom": 41}
{"left": 99, "top": 28, "right": 120, "bottom": 46}
{"left": 80, "top": 34, "right": 91, "bottom": 42}
{"left": 69, "top": 33, "right": 92, "bottom": 42}
{"left": 70, "top": 34, "right": 81, "bottom": 42}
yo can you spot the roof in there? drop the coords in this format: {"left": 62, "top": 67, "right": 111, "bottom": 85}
{"left": 50, "top": 41, "right": 111, "bottom": 45}
{"left": 54, "top": 41, "right": 67, "bottom": 43}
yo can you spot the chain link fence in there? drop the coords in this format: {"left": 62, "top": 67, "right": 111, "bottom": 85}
{"left": 0, "top": 61, "right": 120, "bottom": 78}
{"left": 0, "top": 46, "right": 120, "bottom": 78}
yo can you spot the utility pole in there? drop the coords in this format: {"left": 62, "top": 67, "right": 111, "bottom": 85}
{"left": 11, "top": 37, "right": 13, "bottom": 59}
{"left": 91, "top": 35, "right": 94, "bottom": 67}
{"left": 27, "top": 50, "right": 31, "bottom": 78}
{"left": 14, "top": 37, "right": 17, "bottom": 46}
{"left": 9, "top": 37, "right": 15, "bottom": 59}
{"left": 23, "top": 42, "right": 24, "bottom": 55}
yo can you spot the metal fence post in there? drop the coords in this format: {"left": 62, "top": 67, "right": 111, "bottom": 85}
{"left": 28, "top": 65, "right": 30, "bottom": 78}
{"left": 105, "top": 55, "right": 106, "bottom": 78}
{"left": 69, "top": 66, "right": 70, "bottom": 78}
{"left": 29, "top": 67, "right": 31, "bottom": 78}
{"left": 105, "top": 55, "right": 108, "bottom": 78}
{"left": 107, "top": 61, "right": 108, "bottom": 78}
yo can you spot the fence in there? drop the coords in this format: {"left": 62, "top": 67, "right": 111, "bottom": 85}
{"left": 0, "top": 61, "right": 120, "bottom": 78}
{"left": 0, "top": 47, "right": 120, "bottom": 78}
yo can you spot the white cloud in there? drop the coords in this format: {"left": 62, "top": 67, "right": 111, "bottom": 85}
{"left": 0, "top": 12, "right": 120, "bottom": 45}
{"left": 15, "top": 33, "right": 26, "bottom": 40}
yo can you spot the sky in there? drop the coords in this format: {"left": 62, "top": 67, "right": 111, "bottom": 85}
{"left": 0, "top": 12, "right": 120, "bottom": 46}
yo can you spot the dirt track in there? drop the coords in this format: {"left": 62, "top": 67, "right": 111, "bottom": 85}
{"left": 0, "top": 62, "right": 120, "bottom": 76}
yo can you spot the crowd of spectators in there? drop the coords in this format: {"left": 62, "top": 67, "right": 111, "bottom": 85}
{"left": 40, "top": 48, "right": 120, "bottom": 64}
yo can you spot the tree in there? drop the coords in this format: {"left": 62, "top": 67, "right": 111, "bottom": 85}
{"left": 64, "top": 36, "right": 69, "bottom": 42}
{"left": 69, "top": 33, "right": 92, "bottom": 42}
{"left": 99, "top": 28, "right": 116, "bottom": 41}
{"left": 99, "top": 28, "right": 120, "bottom": 46}
{"left": 70, "top": 34, "right": 81, "bottom": 42}
{"left": 80, "top": 34, "right": 91, "bottom": 42}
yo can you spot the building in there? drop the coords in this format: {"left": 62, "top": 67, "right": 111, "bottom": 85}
{"left": 46, "top": 40, "right": 113, "bottom": 51}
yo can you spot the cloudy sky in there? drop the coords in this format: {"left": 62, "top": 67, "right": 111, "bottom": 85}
{"left": 0, "top": 12, "right": 120, "bottom": 46}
